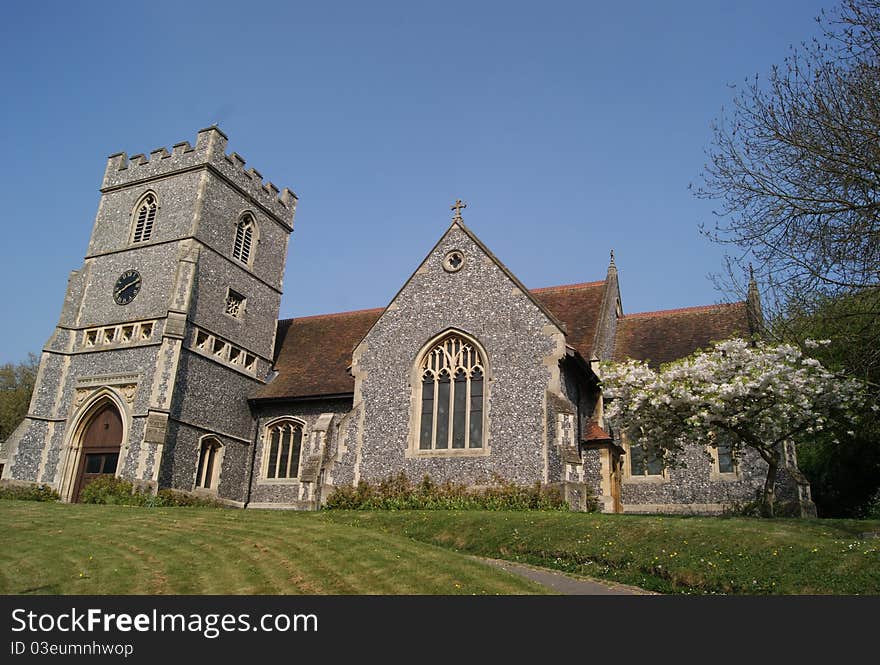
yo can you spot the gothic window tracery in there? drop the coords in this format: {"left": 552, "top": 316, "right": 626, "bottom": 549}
{"left": 418, "top": 334, "right": 485, "bottom": 451}
{"left": 225, "top": 289, "right": 246, "bottom": 318}
{"left": 263, "top": 419, "right": 304, "bottom": 479}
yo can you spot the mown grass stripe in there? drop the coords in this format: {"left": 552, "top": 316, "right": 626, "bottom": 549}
{"left": 0, "top": 502, "right": 545, "bottom": 595}
{"left": 320, "top": 510, "right": 880, "bottom": 595}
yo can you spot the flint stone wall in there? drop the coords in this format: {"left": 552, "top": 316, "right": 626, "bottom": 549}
{"left": 352, "top": 224, "right": 566, "bottom": 487}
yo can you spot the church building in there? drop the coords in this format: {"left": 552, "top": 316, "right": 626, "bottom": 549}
{"left": 1, "top": 128, "right": 793, "bottom": 513}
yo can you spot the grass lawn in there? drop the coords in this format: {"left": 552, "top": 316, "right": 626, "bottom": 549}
{"left": 323, "top": 510, "right": 880, "bottom": 595}
{"left": 0, "top": 501, "right": 546, "bottom": 595}
{"left": 4, "top": 500, "right": 878, "bottom": 595}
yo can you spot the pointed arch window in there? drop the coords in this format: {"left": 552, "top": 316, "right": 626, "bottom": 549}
{"left": 131, "top": 192, "right": 158, "bottom": 243}
{"left": 263, "top": 419, "right": 304, "bottom": 479}
{"left": 195, "top": 437, "right": 223, "bottom": 490}
{"left": 233, "top": 214, "right": 256, "bottom": 266}
{"left": 418, "top": 334, "right": 485, "bottom": 451}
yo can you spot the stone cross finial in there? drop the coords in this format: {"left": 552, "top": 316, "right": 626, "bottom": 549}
{"left": 451, "top": 199, "right": 467, "bottom": 222}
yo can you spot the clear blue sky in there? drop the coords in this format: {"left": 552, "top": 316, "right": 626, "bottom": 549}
{"left": 0, "top": 0, "right": 830, "bottom": 364}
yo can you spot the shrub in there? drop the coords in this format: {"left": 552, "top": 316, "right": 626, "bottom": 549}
{"left": 0, "top": 483, "right": 59, "bottom": 502}
{"left": 155, "top": 489, "right": 223, "bottom": 507}
{"left": 79, "top": 476, "right": 222, "bottom": 508}
{"left": 79, "top": 476, "right": 139, "bottom": 505}
{"left": 325, "top": 472, "right": 575, "bottom": 511}
{"left": 863, "top": 490, "right": 880, "bottom": 520}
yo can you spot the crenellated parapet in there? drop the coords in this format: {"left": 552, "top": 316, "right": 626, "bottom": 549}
{"left": 101, "top": 127, "right": 297, "bottom": 226}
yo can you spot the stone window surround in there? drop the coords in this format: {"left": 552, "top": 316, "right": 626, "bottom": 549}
{"left": 193, "top": 435, "right": 224, "bottom": 493}
{"left": 406, "top": 329, "right": 491, "bottom": 459}
{"left": 257, "top": 416, "right": 307, "bottom": 485}
{"left": 224, "top": 288, "right": 247, "bottom": 320}
{"left": 708, "top": 443, "right": 741, "bottom": 482}
{"left": 621, "top": 436, "right": 668, "bottom": 484}
{"left": 130, "top": 190, "right": 159, "bottom": 244}
{"left": 442, "top": 249, "right": 465, "bottom": 273}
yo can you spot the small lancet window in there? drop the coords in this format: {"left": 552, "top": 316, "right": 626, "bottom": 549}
{"left": 196, "top": 438, "right": 222, "bottom": 490}
{"left": 418, "top": 334, "right": 486, "bottom": 451}
{"left": 716, "top": 441, "right": 736, "bottom": 474}
{"left": 233, "top": 214, "right": 255, "bottom": 266}
{"left": 132, "top": 193, "right": 157, "bottom": 243}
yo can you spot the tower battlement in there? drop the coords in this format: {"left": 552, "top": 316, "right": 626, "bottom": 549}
{"left": 101, "top": 127, "right": 297, "bottom": 226}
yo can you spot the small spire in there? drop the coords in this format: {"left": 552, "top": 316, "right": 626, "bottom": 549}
{"left": 610, "top": 249, "right": 615, "bottom": 266}
{"left": 746, "top": 262, "right": 763, "bottom": 338}
{"left": 451, "top": 199, "right": 467, "bottom": 223}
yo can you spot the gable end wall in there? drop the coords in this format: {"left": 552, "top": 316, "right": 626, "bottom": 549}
{"left": 352, "top": 225, "right": 570, "bottom": 487}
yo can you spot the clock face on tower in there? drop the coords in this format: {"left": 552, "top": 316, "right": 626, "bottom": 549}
{"left": 113, "top": 270, "right": 141, "bottom": 305}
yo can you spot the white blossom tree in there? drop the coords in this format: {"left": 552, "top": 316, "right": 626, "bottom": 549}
{"left": 601, "top": 339, "right": 866, "bottom": 516}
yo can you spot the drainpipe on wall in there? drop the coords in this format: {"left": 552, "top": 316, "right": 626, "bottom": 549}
{"left": 243, "top": 412, "right": 260, "bottom": 509}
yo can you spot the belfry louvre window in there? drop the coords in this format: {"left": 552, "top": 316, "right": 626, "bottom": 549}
{"left": 264, "top": 420, "right": 304, "bottom": 479}
{"left": 232, "top": 214, "right": 255, "bottom": 265}
{"left": 418, "top": 334, "right": 485, "bottom": 450}
{"left": 131, "top": 193, "right": 157, "bottom": 243}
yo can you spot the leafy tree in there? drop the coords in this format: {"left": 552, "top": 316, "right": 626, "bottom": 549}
{"left": 695, "top": 0, "right": 880, "bottom": 517}
{"left": 601, "top": 339, "right": 866, "bottom": 517}
{"left": 696, "top": 0, "right": 880, "bottom": 308}
{"left": 783, "top": 290, "right": 880, "bottom": 516}
{"left": 0, "top": 353, "right": 39, "bottom": 442}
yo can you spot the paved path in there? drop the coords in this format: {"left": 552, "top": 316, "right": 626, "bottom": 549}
{"left": 477, "top": 557, "right": 656, "bottom": 595}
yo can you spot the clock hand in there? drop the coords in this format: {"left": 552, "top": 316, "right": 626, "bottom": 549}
{"left": 115, "top": 279, "right": 141, "bottom": 295}
{"left": 114, "top": 280, "right": 140, "bottom": 298}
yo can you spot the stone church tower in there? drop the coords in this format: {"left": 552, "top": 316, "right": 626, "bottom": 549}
{"left": 2, "top": 128, "right": 296, "bottom": 505}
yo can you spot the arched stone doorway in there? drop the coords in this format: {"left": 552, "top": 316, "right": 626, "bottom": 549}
{"left": 71, "top": 402, "right": 123, "bottom": 502}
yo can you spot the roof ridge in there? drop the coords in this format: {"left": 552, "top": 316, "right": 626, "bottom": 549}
{"left": 277, "top": 290, "right": 732, "bottom": 325}
{"left": 623, "top": 302, "right": 744, "bottom": 319}
{"left": 530, "top": 280, "right": 606, "bottom": 293}
{"left": 451, "top": 220, "right": 570, "bottom": 334}
{"left": 279, "top": 306, "right": 385, "bottom": 323}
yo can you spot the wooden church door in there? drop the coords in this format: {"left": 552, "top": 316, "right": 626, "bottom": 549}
{"left": 72, "top": 403, "right": 123, "bottom": 502}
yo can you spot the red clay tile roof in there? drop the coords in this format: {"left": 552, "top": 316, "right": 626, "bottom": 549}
{"left": 255, "top": 283, "right": 745, "bottom": 400}
{"left": 583, "top": 419, "right": 612, "bottom": 442}
{"left": 252, "top": 307, "right": 382, "bottom": 400}
{"left": 532, "top": 281, "right": 607, "bottom": 359}
{"left": 613, "top": 302, "right": 751, "bottom": 368}
{"left": 255, "top": 280, "right": 611, "bottom": 400}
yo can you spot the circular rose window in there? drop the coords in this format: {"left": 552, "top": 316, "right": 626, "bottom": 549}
{"left": 443, "top": 250, "right": 465, "bottom": 272}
